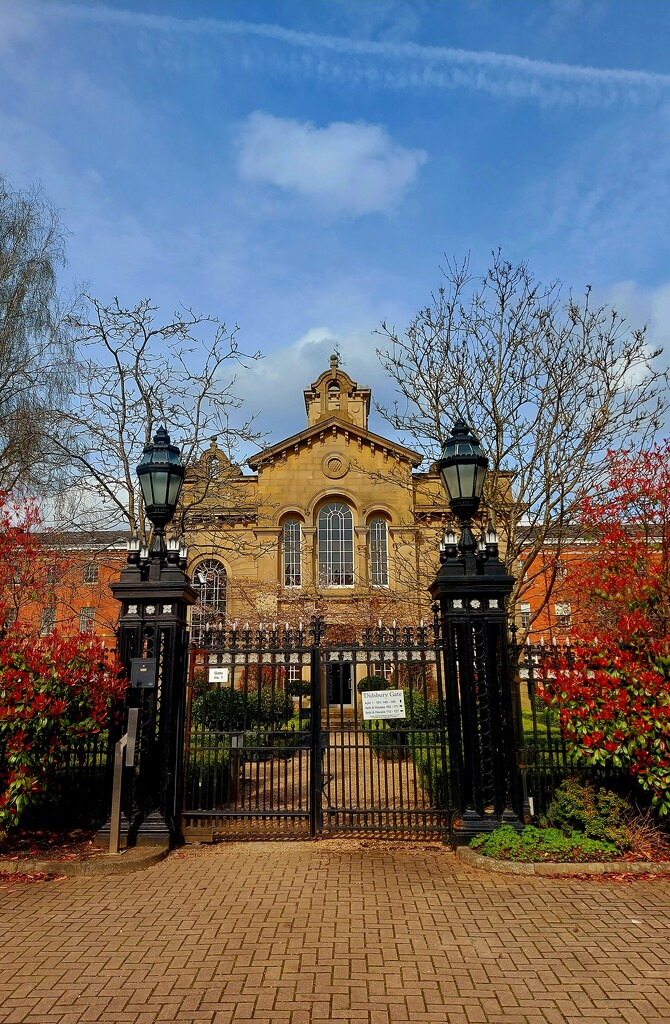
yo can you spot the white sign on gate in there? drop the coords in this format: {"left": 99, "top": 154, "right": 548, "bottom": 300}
{"left": 208, "top": 667, "right": 229, "bottom": 684}
{"left": 361, "top": 689, "right": 406, "bottom": 721}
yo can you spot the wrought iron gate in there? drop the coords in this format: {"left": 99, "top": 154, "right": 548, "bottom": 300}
{"left": 182, "top": 618, "right": 452, "bottom": 840}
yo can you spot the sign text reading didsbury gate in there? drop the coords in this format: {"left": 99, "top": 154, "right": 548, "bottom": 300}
{"left": 361, "top": 689, "right": 406, "bottom": 721}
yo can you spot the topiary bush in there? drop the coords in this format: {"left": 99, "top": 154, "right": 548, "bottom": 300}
{"left": 286, "top": 678, "right": 310, "bottom": 698}
{"left": 357, "top": 675, "right": 390, "bottom": 693}
{"left": 192, "top": 687, "right": 250, "bottom": 731}
{"left": 541, "top": 778, "right": 633, "bottom": 851}
{"left": 248, "top": 686, "right": 293, "bottom": 727}
{"left": 470, "top": 824, "right": 620, "bottom": 862}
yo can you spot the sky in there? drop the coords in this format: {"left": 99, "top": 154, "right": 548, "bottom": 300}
{"left": 2, "top": 0, "right": 670, "bottom": 457}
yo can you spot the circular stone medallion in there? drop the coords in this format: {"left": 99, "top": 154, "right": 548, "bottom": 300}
{"left": 322, "top": 452, "right": 350, "bottom": 479}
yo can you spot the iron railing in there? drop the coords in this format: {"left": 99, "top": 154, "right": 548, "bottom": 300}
{"left": 183, "top": 619, "right": 452, "bottom": 840}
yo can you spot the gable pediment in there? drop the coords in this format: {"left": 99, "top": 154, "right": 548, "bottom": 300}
{"left": 247, "top": 416, "right": 422, "bottom": 470}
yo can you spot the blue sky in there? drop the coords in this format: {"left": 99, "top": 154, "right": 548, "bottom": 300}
{"left": 2, "top": 0, "right": 670, "bottom": 452}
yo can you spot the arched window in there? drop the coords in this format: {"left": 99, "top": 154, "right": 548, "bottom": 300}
{"left": 191, "top": 559, "right": 227, "bottom": 645}
{"left": 317, "top": 502, "right": 354, "bottom": 587}
{"left": 369, "top": 517, "right": 389, "bottom": 587}
{"left": 283, "top": 518, "right": 302, "bottom": 588}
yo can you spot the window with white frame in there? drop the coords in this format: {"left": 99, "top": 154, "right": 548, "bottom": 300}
{"left": 191, "top": 560, "right": 227, "bottom": 644}
{"left": 520, "top": 602, "right": 531, "bottom": 629}
{"left": 286, "top": 664, "right": 302, "bottom": 684}
{"left": 283, "top": 518, "right": 302, "bottom": 587}
{"left": 79, "top": 606, "right": 95, "bottom": 632}
{"left": 369, "top": 517, "right": 389, "bottom": 587}
{"left": 317, "top": 502, "right": 354, "bottom": 586}
{"left": 83, "top": 562, "right": 99, "bottom": 585}
{"left": 555, "top": 602, "right": 572, "bottom": 629}
{"left": 40, "top": 607, "right": 56, "bottom": 636}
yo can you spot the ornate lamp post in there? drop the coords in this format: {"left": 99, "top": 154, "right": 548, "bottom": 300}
{"left": 137, "top": 426, "right": 185, "bottom": 553}
{"left": 110, "top": 426, "right": 196, "bottom": 846}
{"left": 430, "top": 419, "right": 523, "bottom": 844}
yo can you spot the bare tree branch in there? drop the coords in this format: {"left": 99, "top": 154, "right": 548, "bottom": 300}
{"left": 376, "top": 251, "right": 668, "bottom": 635}
{"left": 53, "top": 296, "right": 264, "bottom": 543}
{"left": 0, "top": 175, "right": 79, "bottom": 491}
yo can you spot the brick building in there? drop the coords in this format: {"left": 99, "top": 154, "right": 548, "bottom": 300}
{"left": 10, "top": 530, "right": 127, "bottom": 644}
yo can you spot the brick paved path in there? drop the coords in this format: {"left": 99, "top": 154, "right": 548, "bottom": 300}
{"left": 1, "top": 840, "right": 669, "bottom": 1024}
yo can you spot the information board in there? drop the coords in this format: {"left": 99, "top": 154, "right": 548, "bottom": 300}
{"left": 208, "top": 667, "right": 229, "bottom": 684}
{"left": 361, "top": 689, "right": 406, "bottom": 721}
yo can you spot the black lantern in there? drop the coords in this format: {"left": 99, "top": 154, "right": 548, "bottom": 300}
{"left": 137, "top": 426, "right": 184, "bottom": 531}
{"left": 436, "top": 419, "right": 488, "bottom": 523}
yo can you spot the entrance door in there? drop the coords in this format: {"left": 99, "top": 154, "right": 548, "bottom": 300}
{"left": 327, "top": 661, "right": 353, "bottom": 706}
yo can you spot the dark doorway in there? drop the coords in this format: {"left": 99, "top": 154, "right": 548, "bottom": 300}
{"left": 327, "top": 661, "right": 353, "bottom": 705}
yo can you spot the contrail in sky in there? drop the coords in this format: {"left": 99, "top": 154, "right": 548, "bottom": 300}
{"left": 43, "top": 3, "right": 670, "bottom": 106}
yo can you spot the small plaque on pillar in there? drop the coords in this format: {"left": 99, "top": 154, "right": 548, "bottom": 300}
{"left": 131, "top": 658, "right": 157, "bottom": 688}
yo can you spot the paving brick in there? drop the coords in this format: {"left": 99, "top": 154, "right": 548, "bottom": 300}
{"left": 1, "top": 841, "right": 670, "bottom": 1023}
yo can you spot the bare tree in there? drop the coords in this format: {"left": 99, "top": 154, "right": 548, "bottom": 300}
{"left": 376, "top": 252, "right": 668, "bottom": 634}
{"left": 0, "top": 176, "right": 77, "bottom": 490}
{"left": 53, "top": 296, "right": 263, "bottom": 542}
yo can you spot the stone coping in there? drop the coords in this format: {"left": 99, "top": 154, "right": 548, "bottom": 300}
{"left": 0, "top": 846, "right": 167, "bottom": 877}
{"left": 457, "top": 845, "right": 670, "bottom": 876}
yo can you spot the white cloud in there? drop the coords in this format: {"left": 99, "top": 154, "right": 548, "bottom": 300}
{"left": 601, "top": 279, "right": 670, "bottom": 357}
{"left": 236, "top": 113, "right": 426, "bottom": 216}
{"left": 232, "top": 325, "right": 403, "bottom": 458}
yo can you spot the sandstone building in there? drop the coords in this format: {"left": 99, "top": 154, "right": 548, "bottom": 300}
{"left": 183, "top": 355, "right": 449, "bottom": 641}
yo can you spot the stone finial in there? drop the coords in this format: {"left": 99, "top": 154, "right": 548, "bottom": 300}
{"left": 329, "top": 353, "right": 339, "bottom": 370}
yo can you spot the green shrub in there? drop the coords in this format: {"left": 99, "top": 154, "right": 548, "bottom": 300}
{"left": 249, "top": 686, "right": 293, "bottom": 727}
{"left": 470, "top": 824, "right": 619, "bottom": 862}
{"left": 541, "top": 778, "right": 633, "bottom": 851}
{"left": 183, "top": 744, "right": 231, "bottom": 808}
{"left": 192, "top": 687, "right": 250, "bottom": 730}
{"left": 357, "top": 675, "right": 390, "bottom": 693}
{"left": 192, "top": 685, "right": 293, "bottom": 731}
{"left": 363, "top": 719, "right": 410, "bottom": 759}
{"left": 362, "top": 690, "right": 442, "bottom": 761}
{"left": 413, "top": 747, "right": 450, "bottom": 808}
{"left": 403, "top": 691, "right": 441, "bottom": 729}
{"left": 286, "top": 678, "right": 310, "bottom": 698}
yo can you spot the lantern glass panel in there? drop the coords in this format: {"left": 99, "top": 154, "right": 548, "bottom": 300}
{"left": 458, "top": 462, "right": 476, "bottom": 499}
{"left": 139, "top": 474, "right": 153, "bottom": 509}
{"left": 474, "top": 463, "right": 487, "bottom": 498}
{"left": 150, "top": 470, "right": 169, "bottom": 505}
{"left": 440, "top": 463, "right": 460, "bottom": 502}
{"left": 168, "top": 473, "right": 183, "bottom": 506}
